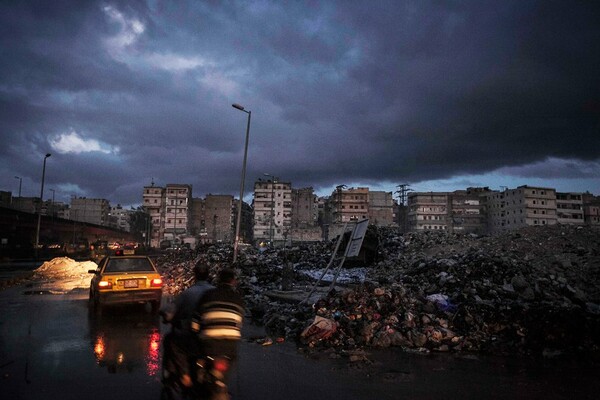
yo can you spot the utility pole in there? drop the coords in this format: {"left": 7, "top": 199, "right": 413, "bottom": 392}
{"left": 395, "top": 183, "right": 413, "bottom": 206}
{"left": 395, "top": 183, "right": 413, "bottom": 233}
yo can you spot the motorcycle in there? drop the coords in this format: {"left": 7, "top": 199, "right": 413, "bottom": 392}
{"left": 192, "top": 355, "right": 231, "bottom": 400}
{"left": 160, "top": 310, "right": 232, "bottom": 400}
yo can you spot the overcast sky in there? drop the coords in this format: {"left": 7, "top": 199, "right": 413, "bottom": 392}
{"left": 1, "top": 0, "right": 599, "bottom": 207}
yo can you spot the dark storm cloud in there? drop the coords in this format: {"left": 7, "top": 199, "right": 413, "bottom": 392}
{"left": 1, "top": 0, "right": 599, "bottom": 206}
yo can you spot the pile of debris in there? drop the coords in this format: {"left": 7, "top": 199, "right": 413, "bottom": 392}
{"left": 157, "top": 225, "right": 600, "bottom": 357}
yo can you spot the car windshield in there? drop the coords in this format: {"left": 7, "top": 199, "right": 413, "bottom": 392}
{"left": 104, "top": 258, "right": 154, "bottom": 273}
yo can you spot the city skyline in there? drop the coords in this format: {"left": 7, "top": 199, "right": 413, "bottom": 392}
{"left": 1, "top": 1, "right": 599, "bottom": 208}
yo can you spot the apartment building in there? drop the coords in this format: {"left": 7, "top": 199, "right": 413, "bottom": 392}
{"left": 486, "top": 186, "right": 557, "bottom": 233}
{"left": 143, "top": 185, "right": 164, "bottom": 247}
{"left": 164, "top": 184, "right": 191, "bottom": 243}
{"left": 203, "top": 194, "right": 234, "bottom": 242}
{"left": 70, "top": 197, "right": 111, "bottom": 226}
{"left": 109, "top": 205, "right": 132, "bottom": 232}
{"left": 556, "top": 192, "right": 584, "bottom": 225}
{"left": 253, "top": 178, "right": 292, "bottom": 244}
{"left": 582, "top": 193, "right": 600, "bottom": 226}
{"left": 407, "top": 192, "right": 449, "bottom": 231}
{"left": 291, "top": 187, "right": 317, "bottom": 228}
{"left": 331, "top": 186, "right": 369, "bottom": 223}
{"left": 368, "top": 191, "right": 395, "bottom": 227}
{"left": 448, "top": 188, "right": 489, "bottom": 233}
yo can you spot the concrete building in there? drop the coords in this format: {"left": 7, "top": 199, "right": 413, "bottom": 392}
{"left": 164, "top": 184, "right": 192, "bottom": 244}
{"left": 368, "top": 191, "right": 395, "bottom": 227}
{"left": 289, "top": 187, "right": 320, "bottom": 244}
{"left": 331, "top": 186, "right": 369, "bottom": 223}
{"left": 70, "top": 197, "right": 111, "bottom": 226}
{"left": 486, "top": 186, "right": 557, "bottom": 233}
{"left": 9, "top": 196, "right": 38, "bottom": 214}
{"left": 109, "top": 205, "right": 132, "bottom": 232}
{"left": 448, "top": 188, "right": 489, "bottom": 233}
{"left": 253, "top": 178, "right": 292, "bottom": 245}
{"left": 291, "top": 187, "right": 317, "bottom": 228}
{"left": 407, "top": 192, "right": 449, "bottom": 231}
{"left": 142, "top": 185, "right": 165, "bottom": 248}
{"left": 556, "top": 192, "right": 584, "bottom": 225}
{"left": 204, "top": 194, "right": 234, "bottom": 243}
{"left": 582, "top": 193, "right": 600, "bottom": 226}
{"left": 234, "top": 198, "right": 254, "bottom": 245}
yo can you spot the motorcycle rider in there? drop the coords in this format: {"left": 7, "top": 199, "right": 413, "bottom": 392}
{"left": 191, "top": 268, "right": 245, "bottom": 384}
{"left": 162, "top": 261, "right": 214, "bottom": 388}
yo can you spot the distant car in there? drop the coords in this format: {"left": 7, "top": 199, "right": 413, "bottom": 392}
{"left": 88, "top": 255, "right": 162, "bottom": 314}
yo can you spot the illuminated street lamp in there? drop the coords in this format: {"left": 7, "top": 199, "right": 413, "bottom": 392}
{"left": 231, "top": 103, "right": 251, "bottom": 263}
{"left": 263, "top": 173, "right": 276, "bottom": 245}
{"left": 35, "top": 153, "right": 51, "bottom": 257}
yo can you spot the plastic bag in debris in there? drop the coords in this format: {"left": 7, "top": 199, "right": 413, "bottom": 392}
{"left": 300, "top": 315, "right": 337, "bottom": 344}
{"left": 426, "top": 293, "right": 449, "bottom": 308}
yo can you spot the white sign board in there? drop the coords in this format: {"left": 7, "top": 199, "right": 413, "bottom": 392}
{"left": 345, "top": 219, "right": 369, "bottom": 257}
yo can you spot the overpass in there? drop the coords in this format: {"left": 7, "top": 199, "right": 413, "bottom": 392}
{"left": 0, "top": 206, "right": 138, "bottom": 259}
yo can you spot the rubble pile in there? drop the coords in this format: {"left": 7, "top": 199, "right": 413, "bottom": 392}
{"left": 157, "top": 225, "right": 600, "bottom": 357}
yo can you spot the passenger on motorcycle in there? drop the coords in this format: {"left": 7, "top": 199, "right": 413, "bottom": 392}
{"left": 162, "top": 261, "right": 214, "bottom": 387}
{"left": 191, "top": 268, "right": 245, "bottom": 384}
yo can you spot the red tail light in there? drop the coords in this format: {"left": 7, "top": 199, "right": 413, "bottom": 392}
{"left": 212, "top": 358, "right": 230, "bottom": 373}
{"left": 115, "top": 249, "right": 123, "bottom": 256}
{"left": 150, "top": 278, "right": 162, "bottom": 288}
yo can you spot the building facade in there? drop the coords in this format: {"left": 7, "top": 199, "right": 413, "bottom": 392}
{"left": 556, "top": 192, "right": 584, "bottom": 225}
{"left": 331, "top": 186, "right": 369, "bottom": 223}
{"left": 486, "top": 186, "right": 557, "bottom": 233}
{"left": 143, "top": 185, "right": 165, "bottom": 248}
{"left": 368, "top": 191, "right": 395, "bottom": 227}
{"left": 253, "top": 178, "right": 292, "bottom": 244}
{"left": 407, "top": 192, "right": 449, "bottom": 231}
{"left": 447, "top": 188, "right": 489, "bottom": 233}
{"left": 291, "top": 187, "right": 317, "bottom": 228}
{"left": 164, "top": 184, "right": 192, "bottom": 244}
{"left": 70, "top": 197, "right": 111, "bottom": 226}
{"left": 109, "top": 205, "right": 132, "bottom": 232}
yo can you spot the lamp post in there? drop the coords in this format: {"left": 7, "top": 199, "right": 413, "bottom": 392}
{"left": 264, "top": 173, "right": 276, "bottom": 246}
{"left": 35, "top": 153, "right": 51, "bottom": 258}
{"left": 49, "top": 188, "right": 55, "bottom": 218}
{"left": 232, "top": 103, "right": 251, "bottom": 264}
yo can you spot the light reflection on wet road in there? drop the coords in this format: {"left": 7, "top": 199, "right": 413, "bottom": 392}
{"left": 1, "top": 284, "right": 599, "bottom": 400}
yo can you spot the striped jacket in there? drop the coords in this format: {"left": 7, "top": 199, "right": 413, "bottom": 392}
{"left": 191, "top": 284, "right": 244, "bottom": 341}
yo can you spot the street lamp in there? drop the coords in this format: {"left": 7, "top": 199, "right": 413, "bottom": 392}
{"left": 264, "top": 173, "right": 276, "bottom": 245}
{"left": 35, "top": 153, "right": 51, "bottom": 257}
{"left": 49, "top": 189, "right": 55, "bottom": 218}
{"left": 232, "top": 103, "right": 251, "bottom": 263}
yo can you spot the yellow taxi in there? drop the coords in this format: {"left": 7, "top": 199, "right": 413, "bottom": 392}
{"left": 88, "top": 255, "right": 163, "bottom": 314}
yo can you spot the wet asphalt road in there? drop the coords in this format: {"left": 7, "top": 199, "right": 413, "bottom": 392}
{"left": 1, "top": 283, "right": 599, "bottom": 400}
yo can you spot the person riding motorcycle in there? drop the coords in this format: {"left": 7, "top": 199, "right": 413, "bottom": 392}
{"left": 191, "top": 268, "right": 245, "bottom": 386}
{"left": 162, "top": 261, "right": 214, "bottom": 388}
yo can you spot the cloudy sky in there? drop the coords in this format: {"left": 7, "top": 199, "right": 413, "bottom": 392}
{"left": 1, "top": 0, "right": 599, "bottom": 207}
